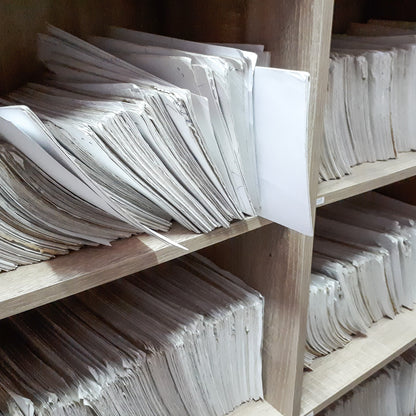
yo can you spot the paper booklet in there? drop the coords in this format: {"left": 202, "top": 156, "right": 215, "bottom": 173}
{"left": 0, "top": 254, "right": 264, "bottom": 416}
{"left": 306, "top": 193, "right": 416, "bottom": 365}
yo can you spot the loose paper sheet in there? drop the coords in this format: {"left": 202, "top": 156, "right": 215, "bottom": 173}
{"left": 254, "top": 67, "right": 313, "bottom": 236}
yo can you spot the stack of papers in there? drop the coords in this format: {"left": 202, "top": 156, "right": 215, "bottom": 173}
{"left": 0, "top": 25, "right": 253, "bottom": 269}
{"left": 0, "top": 254, "right": 264, "bottom": 416}
{"left": 89, "top": 27, "right": 260, "bottom": 213}
{"left": 306, "top": 192, "right": 416, "bottom": 364}
{"left": 0, "top": 23, "right": 315, "bottom": 271}
{"left": 4, "top": 25, "right": 248, "bottom": 231}
{"left": 320, "top": 346, "right": 416, "bottom": 416}
{"left": 0, "top": 140, "right": 140, "bottom": 272}
{"left": 320, "top": 20, "right": 416, "bottom": 180}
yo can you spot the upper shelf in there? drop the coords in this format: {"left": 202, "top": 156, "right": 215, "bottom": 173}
{"left": 300, "top": 307, "right": 416, "bottom": 416}
{"left": 0, "top": 217, "right": 269, "bottom": 321}
{"left": 317, "top": 152, "right": 416, "bottom": 206}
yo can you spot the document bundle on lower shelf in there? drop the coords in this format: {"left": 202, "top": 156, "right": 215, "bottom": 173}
{"left": 0, "top": 23, "right": 313, "bottom": 272}
{"left": 321, "top": 19, "right": 416, "bottom": 181}
{"left": 0, "top": 254, "right": 264, "bottom": 416}
{"left": 319, "top": 346, "right": 416, "bottom": 416}
{"left": 306, "top": 192, "right": 416, "bottom": 365}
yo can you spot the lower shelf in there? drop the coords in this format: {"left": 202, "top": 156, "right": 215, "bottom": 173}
{"left": 301, "top": 307, "right": 416, "bottom": 416}
{"left": 229, "top": 401, "right": 282, "bottom": 415}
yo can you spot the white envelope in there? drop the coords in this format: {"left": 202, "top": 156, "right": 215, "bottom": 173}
{"left": 253, "top": 67, "right": 313, "bottom": 236}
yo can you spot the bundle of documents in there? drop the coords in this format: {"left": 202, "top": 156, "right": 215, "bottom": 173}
{"left": 89, "top": 27, "right": 260, "bottom": 212}
{"left": 3, "top": 24, "right": 249, "bottom": 231}
{"left": 0, "top": 23, "right": 316, "bottom": 270}
{"left": 90, "top": 27, "right": 313, "bottom": 236}
{"left": 306, "top": 192, "right": 416, "bottom": 364}
{"left": 0, "top": 141, "right": 141, "bottom": 272}
{"left": 0, "top": 254, "right": 264, "bottom": 416}
{"left": 320, "top": 20, "right": 416, "bottom": 180}
{"left": 319, "top": 346, "right": 416, "bottom": 416}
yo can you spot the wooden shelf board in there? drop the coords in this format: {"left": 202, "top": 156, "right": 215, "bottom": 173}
{"left": 317, "top": 152, "right": 416, "bottom": 206}
{"left": 301, "top": 307, "right": 416, "bottom": 416}
{"left": 0, "top": 217, "right": 269, "bottom": 320}
{"left": 229, "top": 400, "right": 283, "bottom": 415}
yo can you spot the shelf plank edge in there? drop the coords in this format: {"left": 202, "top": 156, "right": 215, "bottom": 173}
{"left": 318, "top": 152, "right": 416, "bottom": 206}
{"left": 0, "top": 217, "right": 269, "bottom": 320}
{"left": 301, "top": 307, "right": 416, "bottom": 416}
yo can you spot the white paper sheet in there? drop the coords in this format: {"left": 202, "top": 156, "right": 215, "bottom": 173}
{"left": 253, "top": 67, "right": 313, "bottom": 236}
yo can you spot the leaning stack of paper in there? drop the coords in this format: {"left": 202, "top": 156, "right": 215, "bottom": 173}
{"left": 0, "top": 26, "right": 250, "bottom": 269}
{"left": 97, "top": 26, "right": 313, "bottom": 234}
{"left": 40, "top": 25, "right": 312, "bottom": 235}
{"left": 89, "top": 27, "right": 260, "bottom": 213}
{"left": 0, "top": 140, "right": 143, "bottom": 271}
{"left": 0, "top": 23, "right": 314, "bottom": 268}
{"left": 4, "top": 30, "right": 248, "bottom": 230}
{"left": 320, "top": 20, "right": 416, "bottom": 180}
{"left": 0, "top": 254, "right": 264, "bottom": 416}
{"left": 319, "top": 346, "right": 416, "bottom": 416}
{"left": 306, "top": 192, "right": 416, "bottom": 363}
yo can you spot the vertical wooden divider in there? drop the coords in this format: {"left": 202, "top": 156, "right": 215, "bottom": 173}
{"left": 190, "top": 1, "right": 335, "bottom": 414}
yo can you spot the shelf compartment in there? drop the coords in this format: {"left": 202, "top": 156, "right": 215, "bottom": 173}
{"left": 0, "top": 217, "right": 269, "bottom": 321}
{"left": 301, "top": 307, "right": 416, "bottom": 416}
{"left": 317, "top": 152, "right": 416, "bottom": 206}
{"left": 229, "top": 400, "right": 283, "bottom": 415}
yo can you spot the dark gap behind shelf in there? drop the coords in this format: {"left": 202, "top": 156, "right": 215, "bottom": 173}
{"left": 333, "top": 0, "right": 416, "bottom": 33}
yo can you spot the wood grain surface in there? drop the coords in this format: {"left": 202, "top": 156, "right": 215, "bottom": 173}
{"left": 301, "top": 308, "right": 416, "bottom": 415}
{"left": 0, "top": 218, "right": 268, "bottom": 320}
{"left": 318, "top": 152, "right": 416, "bottom": 206}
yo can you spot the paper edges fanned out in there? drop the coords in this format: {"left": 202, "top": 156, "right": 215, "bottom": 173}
{"left": 0, "top": 63, "right": 314, "bottom": 243}
{"left": 0, "top": 107, "right": 188, "bottom": 250}
{"left": 254, "top": 66, "right": 313, "bottom": 236}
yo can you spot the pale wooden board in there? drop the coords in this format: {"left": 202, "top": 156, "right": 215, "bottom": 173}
{"left": 0, "top": 217, "right": 268, "bottom": 320}
{"left": 241, "top": 1, "right": 335, "bottom": 415}
{"left": 317, "top": 152, "right": 416, "bottom": 206}
{"left": 228, "top": 400, "right": 283, "bottom": 416}
{"left": 301, "top": 307, "right": 416, "bottom": 416}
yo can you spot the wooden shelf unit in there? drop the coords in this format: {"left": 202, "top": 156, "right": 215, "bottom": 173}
{"left": 5, "top": 1, "right": 416, "bottom": 416}
{"left": 304, "top": 2, "right": 416, "bottom": 415}
{"left": 0, "top": 1, "right": 333, "bottom": 416}
{"left": 317, "top": 152, "right": 416, "bottom": 207}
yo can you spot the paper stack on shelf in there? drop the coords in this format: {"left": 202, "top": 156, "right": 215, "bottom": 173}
{"left": 320, "top": 20, "right": 416, "bottom": 181}
{"left": 89, "top": 27, "right": 260, "bottom": 213}
{"left": 40, "top": 24, "right": 313, "bottom": 237}
{"left": 0, "top": 254, "right": 264, "bottom": 416}
{"left": 319, "top": 346, "right": 416, "bottom": 416}
{"left": 306, "top": 192, "right": 416, "bottom": 364}
{"left": 0, "top": 141, "right": 141, "bottom": 272}
{"left": 0, "top": 23, "right": 314, "bottom": 272}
